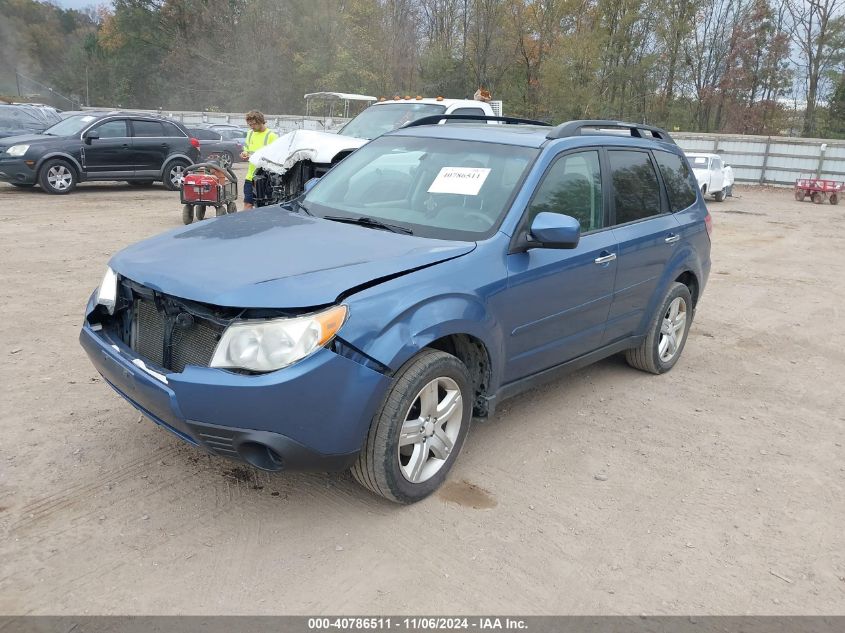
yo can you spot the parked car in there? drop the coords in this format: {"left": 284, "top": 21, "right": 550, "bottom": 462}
{"left": 187, "top": 127, "right": 243, "bottom": 167}
{"left": 208, "top": 124, "right": 248, "bottom": 141}
{"left": 0, "top": 104, "right": 53, "bottom": 138}
{"left": 80, "top": 118, "right": 711, "bottom": 503}
{"left": 0, "top": 111, "right": 199, "bottom": 193}
{"left": 251, "top": 96, "right": 501, "bottom": 206}
{"left": 685, "top": 152, "right": 734, "bottom": 201}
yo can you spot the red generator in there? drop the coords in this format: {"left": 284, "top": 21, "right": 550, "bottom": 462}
{"left": 179, "top": 162, "right": 239, "bottom": 224}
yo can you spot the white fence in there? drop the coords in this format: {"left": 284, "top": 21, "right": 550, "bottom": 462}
{"left": 674, "top": 132, "right": 845, "bottom": 186}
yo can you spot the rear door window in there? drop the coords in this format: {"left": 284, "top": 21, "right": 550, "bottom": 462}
{"left": 608, "top": 150, "right": 662, "bottom": 224}
{"left": 654, "top": 150, "right": 697, "bottom": 212}
{"left": 527, "top": 150, "right": 604, "bottom": 232}
{"left": 131, "top": 120, "right": 165, "bottom": 137}
{"left": 92, "top": 119, "right": 128, "bottom": 138}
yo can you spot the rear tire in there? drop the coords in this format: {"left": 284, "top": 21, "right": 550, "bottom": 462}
{"left": 163, "top": 159, "right": 188, "bottom": 191}
{"left": 215, "top": 205, "right": 226, "bottom": 217}
{"left": 38, "top": 158, "right": 77, "bottom": 194}
{"left": 351, "top": 349, "right": 472, "bottom": 504}
{"left": 625, "top": 283, "right": 693, "bottom": 375}
{"left": 795, "top": 190, "right": 806, "bottom": 201}
{"left": 812, "top": 192, "right": 823, "bottom": 204}
{"left": 181, "top": 204, "right": 194, "bottom": 225}
{"left": 830, "top": 193, "right": 839, "bottom": 205}
{"left": 713, "top": 188, "right": 725, "bottom": 202}
{"left": 219, "top": 151, "right": 233, "bottom": 168}
{"left": 227, "top": 202, "right": 237, "bottom": 214}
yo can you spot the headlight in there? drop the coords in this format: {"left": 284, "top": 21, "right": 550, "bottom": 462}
{"left": 96, "top": 266, "right": 118, "bottom": 314}
{"left": 6, "top": 145, "right": 30, "bottom": 157}
{"left": 210, "top": 305, "right": 348, "bottom": 372}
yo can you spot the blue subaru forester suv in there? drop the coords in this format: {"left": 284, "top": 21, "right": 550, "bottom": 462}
{"left": 80, "top": 118, "right": 711, "bottom": 503}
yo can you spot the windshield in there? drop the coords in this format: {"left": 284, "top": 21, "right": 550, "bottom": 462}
{"left": 43, "top": 114, "right": 99, "bottom": 136}
{"left": 338, "top": 103, "right": 447, "bottom": 140}
{"left": 303, "top": 135, "right": 538, "bottom": 240}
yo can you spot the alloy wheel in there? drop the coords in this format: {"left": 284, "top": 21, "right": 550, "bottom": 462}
{"left": 169, "top": 164, "right": 185, "bottom": 188}
{"left": 658, "top": 297, "right": 687, "bottom": 362}
{"left": 397, "top": 376, "right": 463, "bottom": 483}
{"left": 47, "top": 165, "right": 72, "bottom": 191}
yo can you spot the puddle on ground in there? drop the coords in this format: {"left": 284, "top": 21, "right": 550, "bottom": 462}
{"left": 438, "top": 480, "right": 497, "bottom": 509}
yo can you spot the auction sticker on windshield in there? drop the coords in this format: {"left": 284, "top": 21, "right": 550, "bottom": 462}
{"left": 428, "top": 167, "right": 491, "bottom": 195}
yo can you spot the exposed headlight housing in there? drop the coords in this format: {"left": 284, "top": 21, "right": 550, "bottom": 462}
{"left": 210, "top": 305, "right": 348, "bottom": 372}
{"left": 96, "top": 266, "right": 118, "bottom": 315}
{"left": 6, "top": 144, "right": 30, "bottom": 157}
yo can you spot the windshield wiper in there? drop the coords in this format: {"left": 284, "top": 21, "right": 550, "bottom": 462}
{"left": 283, "top": 198, "right": 312, "bottom": 215}
{"left": 324, "top": 216, "right": 413, "bottom": 235}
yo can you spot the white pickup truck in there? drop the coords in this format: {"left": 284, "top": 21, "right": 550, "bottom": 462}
{"left": 685, "top": 152, "right": 734, "bottom": 202}
{"left": 250, "top": 96, "right": 499, "bottom": 206}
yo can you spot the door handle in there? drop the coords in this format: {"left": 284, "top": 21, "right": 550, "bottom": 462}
{"left": 594, "top": 252, "right": 617, "bottom": 264}
{"left": 665, "top": 234, "right": 681, "bottom": 244}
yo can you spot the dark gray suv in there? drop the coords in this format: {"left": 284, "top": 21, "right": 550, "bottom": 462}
{"left": 0, "top": 111, "right": 200, "bottom": 194}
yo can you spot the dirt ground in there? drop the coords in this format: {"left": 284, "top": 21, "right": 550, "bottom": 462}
{"left": 0, "top": 167, "right": 843, "bottom": 615}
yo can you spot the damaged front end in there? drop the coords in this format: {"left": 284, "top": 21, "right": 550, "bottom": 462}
{"left": 248, "top": 129, "right": 366, "bottom": 206}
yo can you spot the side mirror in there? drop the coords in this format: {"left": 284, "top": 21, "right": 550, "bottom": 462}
{"left": 303, "top": 177, "right": 320, "bottom": 193}
{"left": 527, "top": 212, "right": 581, "bottom": 249}
{"left": 84, "top": 130, "right": 100, "bottom": 144}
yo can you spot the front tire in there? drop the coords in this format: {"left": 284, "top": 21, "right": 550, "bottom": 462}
{"left": 352, "top": 349, "right": 472, "bottom": 504}
{"left": 38, "top": 159, "right": 77, "bottom": 194}
{"left": 163, "top": 159, "right": 188, "bottom": 191}
{"left": 713, "top": 188, "right": 726, "bottom": 202}
{"left": 181, "top": 204, "right": 194, "bottom": 225}
{"left": 195, "top": 205, "right": 206, "bottom": 220}
{"left": 625, "top": 282, "right": 693, "bottom": 374}
{"left": 219, "top": 151, "right": 233, "bottom": 168}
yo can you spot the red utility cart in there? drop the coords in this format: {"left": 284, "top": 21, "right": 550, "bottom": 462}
{"left": 794, "top": 176, "right": 842, "bottom": 205}
{"left": 180, "top": 162, "right": 239, "bottom": 224}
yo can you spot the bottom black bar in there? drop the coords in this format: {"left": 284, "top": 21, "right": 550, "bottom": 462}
{"left": 0, "top": 617, "right": 843, "bottom": 633}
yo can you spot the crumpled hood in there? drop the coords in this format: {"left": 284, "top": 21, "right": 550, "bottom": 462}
{"left": 250, "top": 129, "right": 367, "bottom": 175}
{"left": 110, "top": 208, "right": 475, "bottom": 308}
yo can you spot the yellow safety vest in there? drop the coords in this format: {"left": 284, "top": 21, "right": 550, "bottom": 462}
{"left": 245, "top": 129, "right": 279, "bottom": 181}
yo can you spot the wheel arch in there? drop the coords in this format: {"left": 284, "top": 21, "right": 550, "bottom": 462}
{"left": 425, "top": 334, "right": 493, "bottom": 418}
{"left": 36, "top": 153, "right": 83, "bottom": 180}
{"left": 159, "top": 154, "right": 194, "bottom": 178}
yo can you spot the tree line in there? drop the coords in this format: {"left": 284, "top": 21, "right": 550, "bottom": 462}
{"left": 1, "top": 0, "right": 843, "bottom": 137}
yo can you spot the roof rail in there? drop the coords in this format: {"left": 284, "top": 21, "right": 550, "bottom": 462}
{"left": 547, "top": 120, "right": 675, "bottom": 143}
{"left": 404, "top": 114, "right": 551, "bottom": 128}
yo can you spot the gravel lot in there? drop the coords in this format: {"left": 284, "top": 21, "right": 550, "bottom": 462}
{"left": 0, "top": 168, "right": 843, "bottom": 615}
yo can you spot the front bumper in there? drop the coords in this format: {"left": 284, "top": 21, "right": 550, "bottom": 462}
{"left": 79, "top": 310, "right": 391, "bottom": 472}
{"left": 0, "top": 157, "right": 37, "bottom": 185}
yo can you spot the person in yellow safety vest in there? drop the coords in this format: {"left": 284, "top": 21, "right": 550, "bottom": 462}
{"left": 240, "top": 110, "right": 279, "bottom": 209}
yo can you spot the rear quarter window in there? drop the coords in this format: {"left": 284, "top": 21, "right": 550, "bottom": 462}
{"left": 163, "top": 122, "right": 186, "bottom": 137}
{"left": 655, "top": 151, "right": 698, "bottom": 212}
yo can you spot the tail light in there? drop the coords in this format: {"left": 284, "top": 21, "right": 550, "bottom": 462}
{"left": 190, "top": 137, "right": 200, "bottom": 149}
{"left": 704, "top": 210, "right": 713, "bottom": 237}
